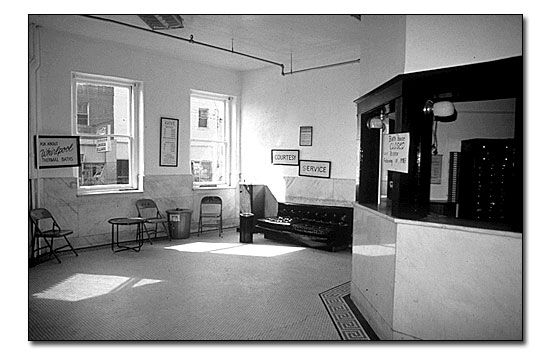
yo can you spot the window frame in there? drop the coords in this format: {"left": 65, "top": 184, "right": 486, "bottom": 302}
{"left": 190, "top": 90, "right": 233, "bottom": 188}
{"left": 71, "top": 72, "right": 144, "bottom": 195}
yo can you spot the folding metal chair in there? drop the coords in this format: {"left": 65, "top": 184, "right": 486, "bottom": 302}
{"left": 29, "top": 208, "right": 78, "bottom": 264}
{"left": 198, "top": 196, "right": 223, "bottom": 238}
{"left": 136, "top": 199, "right": 170, "bottom": 243}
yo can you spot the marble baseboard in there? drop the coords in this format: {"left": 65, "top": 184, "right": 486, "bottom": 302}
{"left": 350, "top": 282, "right": 393, "bottom": 340}
{"left": 36, "top": 175, "right": 194, "bottom": 250}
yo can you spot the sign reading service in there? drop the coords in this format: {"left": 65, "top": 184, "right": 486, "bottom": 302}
{"left": 299, "top": 160, "right": 331, "bottom": 178}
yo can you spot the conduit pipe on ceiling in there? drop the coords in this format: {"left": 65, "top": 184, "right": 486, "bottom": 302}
{"left": 283, "top": 58, "right": 360, "bottom": 75}
{"left": 81, "top": 15, "right": 286, "bottom": 74}
{"left": 80, "top": 15, "right": 360, "bottom": 76}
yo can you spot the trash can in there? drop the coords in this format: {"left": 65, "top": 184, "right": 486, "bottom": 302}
{"left": 239, "top": 213, "right": 254, "bottom": 243}
{"left": 166, "top": 208, "right": 192, "bottom": 239}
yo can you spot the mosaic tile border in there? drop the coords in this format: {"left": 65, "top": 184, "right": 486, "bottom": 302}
{"left": 319, "top": 281, "right": 378, "bottom": 341}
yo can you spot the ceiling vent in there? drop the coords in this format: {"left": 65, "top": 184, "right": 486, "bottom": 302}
{"left": 138, "top": 15, "right": 184, "bottom": 30}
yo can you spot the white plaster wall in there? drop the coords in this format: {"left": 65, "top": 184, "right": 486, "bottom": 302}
{"left": 405, "top": 15, "right": 523, "bottom": 73}
{"left": 240, "top": 64, "right": 359, "bottom": 204}
{"left": 36, "top": 27, "right": 241, "bottom": 179}
{"left": 359, "top": 15, "right": 406, "bottom": 96}
{"left": 30, "top": 25, "right": 242, "bottom": 248}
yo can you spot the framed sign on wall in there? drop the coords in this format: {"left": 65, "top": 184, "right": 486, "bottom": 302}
{"left": 271, "top": 149, "right": 299, "bottom": 165}
{"left": 299, "top": 159, "right": 331, "bottom": 178}
{"left": 160, "top": 117, "right": 179, "bottom": 167}
{"left": 299, "top": 126, "right": 313, "bottom": 146}
{"left": 35, "top": 135, "right": 81, "bottom": 169}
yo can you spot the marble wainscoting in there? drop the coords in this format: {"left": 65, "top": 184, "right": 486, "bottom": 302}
{"left": 284, "top": 176, "right": 355, "bottom": 207}
{"left": 351, "top": 203, "right": 523, "bottom": 340}
{"left": 351, "top": 204, "right": 398, "bottom": 340}
{"left": 37, "top": 175, "right": 193, "bottom": 249}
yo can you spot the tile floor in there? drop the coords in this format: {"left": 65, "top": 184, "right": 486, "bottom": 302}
{"left": 28, "top": 228, "right": 354, "bottom": 341}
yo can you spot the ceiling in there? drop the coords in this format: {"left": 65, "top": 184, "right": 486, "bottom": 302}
{"left": 29, "top": 14, "right": 363, "bottom": 73}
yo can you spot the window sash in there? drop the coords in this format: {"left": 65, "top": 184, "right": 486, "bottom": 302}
{"left": 190, "top": 91, "right": 231, "bottom": 186}
{"left": 72, "top": 72, "right": 141, "bottom": 193}
{"left": 191, "top": 140, "right": 228, "bottom": 185}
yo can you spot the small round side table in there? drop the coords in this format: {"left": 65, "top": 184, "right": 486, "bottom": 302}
{"left": 108, "top": 217, "right": 145, "bottom": 252}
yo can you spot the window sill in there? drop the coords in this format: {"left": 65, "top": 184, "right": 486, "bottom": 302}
{"left": 77, "top": 188, "right": 143, "bottom": 196}
{"left": 193, "top": 184, "right": 236, "bottom": 191}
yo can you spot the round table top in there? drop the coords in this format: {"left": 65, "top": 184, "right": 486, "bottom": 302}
{"left": 108, "top": 217, "right": 145, "bottom": 225}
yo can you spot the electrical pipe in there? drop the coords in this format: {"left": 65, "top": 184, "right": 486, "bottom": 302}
{"left": 80, "top": 15, "right": 360, "bottom": 77}
{"left": 80, "top": 15, "right": 286, "bottom": 75}
{"left": 283, "top": 58, "right": 360, "bottom": 76}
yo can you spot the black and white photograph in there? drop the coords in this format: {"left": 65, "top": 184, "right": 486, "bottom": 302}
{"left": 17, "top": 2, "right": 554, "bottom": 350}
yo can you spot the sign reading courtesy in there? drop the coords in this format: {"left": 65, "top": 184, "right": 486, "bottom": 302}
{"left": 382, "top": 132, "right": 410, "bottom": 173}
{"left": 271, "top": 149, "right": 299, "bottom": 166}
{"left": 36, "top": 135, "right": 81, "bottom": 169}
{"left": 299, "top": 160, "right": 331, "bottom": 178}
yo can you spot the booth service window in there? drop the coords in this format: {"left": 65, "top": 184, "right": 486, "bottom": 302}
{"left": 190, "top": 90, "right": 232, "bottom": 187}
{"left": 72, "top": 72, "right": 143, "bottom": 194}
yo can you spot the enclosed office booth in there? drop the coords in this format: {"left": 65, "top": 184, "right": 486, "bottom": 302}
{"left": 351, "top": 56, "right": 523, "bottom": 340}
{"left": 355, "top": 56, "right": 522, "bottom": 232}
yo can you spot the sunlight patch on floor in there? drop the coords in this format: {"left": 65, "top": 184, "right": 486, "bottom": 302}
{"left": 165, "top": 241, "right": 305, "bottom": 257}
{"left": 32, "top": 273, "right": 162, "bottom": 302}
{"left": 212, "top": 243, "right": 305, "bottom": 257}
{"left": 164, "top": 242, "right": 242, "bottom": 252}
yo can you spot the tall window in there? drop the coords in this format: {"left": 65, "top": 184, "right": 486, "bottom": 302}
{"left": 190, "top": 90, "right": 231, "bottom": 186}
{"left": 72, "top": 72, "right": 143, "bottom": 194}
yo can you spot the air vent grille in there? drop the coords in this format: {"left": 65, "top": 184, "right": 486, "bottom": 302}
{"left": 138, "top": 15, "right": 184, "bottom": 30}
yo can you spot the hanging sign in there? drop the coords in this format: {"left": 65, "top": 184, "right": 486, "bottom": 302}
{"left": 382, "top": 132, "right": 410, "bottom": 173}
{"left": 35, "top": 135, "right": 81, "bottom": 169}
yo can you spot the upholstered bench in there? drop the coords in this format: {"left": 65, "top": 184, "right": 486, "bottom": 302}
{"left": 255, "top": 202, "right": 353, "bottom": 252}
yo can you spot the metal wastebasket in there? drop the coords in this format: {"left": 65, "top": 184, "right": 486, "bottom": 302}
{"left": 239, "top": 213, "right": 254, "bottom": 243}
{"left": 166, "top": 208, "right": 192, "bottom": 239}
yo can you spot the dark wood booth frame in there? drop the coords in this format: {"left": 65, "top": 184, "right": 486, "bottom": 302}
{"left": 355, "top": 56, "right": 523, "bottom": 233}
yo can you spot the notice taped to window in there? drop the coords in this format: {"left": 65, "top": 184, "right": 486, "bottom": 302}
{"left": 382, "top": 132, "right": 410, "bottom": 173}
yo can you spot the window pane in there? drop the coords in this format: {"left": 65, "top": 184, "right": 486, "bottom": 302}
{"left": 190, "top": 96, "right": 225, "bottom": 141}
{"left": 78, "top": 136, "right": 131, "bottom": 186}
{"left": 191, "top": 141, "right": 225, "bottom": 183}
{"left": 76, "top": 83, "right": 130, "bottom": 135}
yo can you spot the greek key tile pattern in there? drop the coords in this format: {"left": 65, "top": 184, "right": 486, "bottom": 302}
{"left": 319, "top": 281, "right": 375, "bottom": 341}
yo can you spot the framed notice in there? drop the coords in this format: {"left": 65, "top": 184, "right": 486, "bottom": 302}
{"left": 299, "top": 160, "right": 331, "bottom": 178}
{"left": 431, "top": 154, "right": 443, "bottom": 184}
{"left": 271, "top": 149, "right": 299, "bottom": 165}
{"left": 35, "top": 135, "right": 81, "bottom": 169}
{"left": 160, "top": 117, "right": 179, "bottom": 167}
{"left": 299, "top": 126, "right": 313, "bottom": 146}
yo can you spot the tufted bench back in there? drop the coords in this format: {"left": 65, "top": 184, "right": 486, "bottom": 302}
{"left": 277, "top": 202, "right": 353, "bottom": 232}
